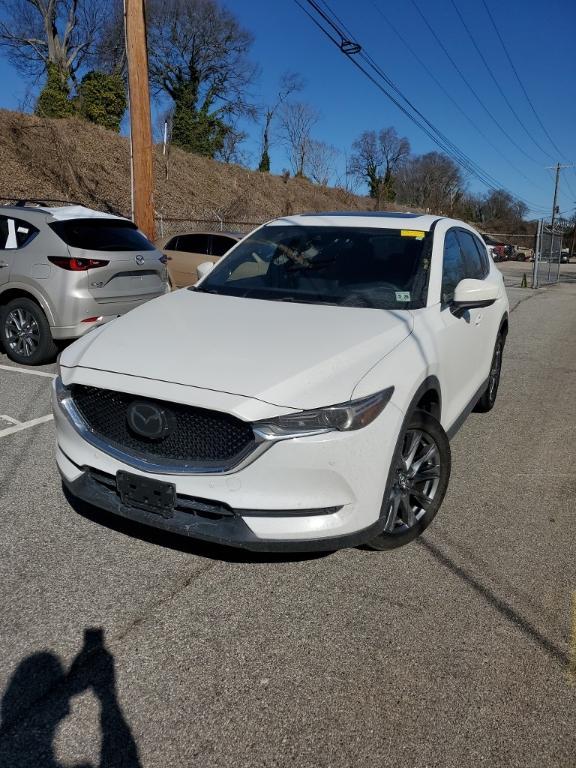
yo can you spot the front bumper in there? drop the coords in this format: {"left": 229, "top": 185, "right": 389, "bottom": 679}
{"left": 53, "top": 379, "right": 404, "bottom": 551}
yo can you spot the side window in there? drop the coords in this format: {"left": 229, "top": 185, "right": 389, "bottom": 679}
{"left": 175, "top": 234, "right": 209, "bottom": 254}
{"left": 457, "top": 230, "right": 486, "bottom": 280}
{"left": 165, "top": 236, "right": 179, "bottom": 250}
{"left": 210, "top": 235, "right": 236, "bottom": 257}
{"left": 13, "top": 218, "right": 39, "bottom": 248}
{"left": 472, "top": 234, "right": 490, "bottom": 275}
{"left": 441, "top": 229, "right": 466, "bottom": 302}
{"left": 0, "top": 216, "right": 8, "bottom": 249}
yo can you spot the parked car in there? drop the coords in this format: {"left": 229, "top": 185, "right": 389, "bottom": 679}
{"left": 54, "top": 212, "right": 509, "bottom": 553}
{"left": 160, "top": 230, "right": 242, "bottom": 287}
{"left": 0, "top": 203, "right": 169, "bottom": 365}
{"left": 560, "top": 248, "right": 570, "bottom": 264}
{"left": 481, "top": 234, "right": 506, "bottom": 262}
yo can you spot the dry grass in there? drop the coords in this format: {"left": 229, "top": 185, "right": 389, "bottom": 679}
{"left": 0, "top": 110, "right": 417, "bottom": 231}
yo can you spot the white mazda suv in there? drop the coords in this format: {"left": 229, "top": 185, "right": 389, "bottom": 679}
{"left": 53, "top": 212, "right": 509, "bottom": 552}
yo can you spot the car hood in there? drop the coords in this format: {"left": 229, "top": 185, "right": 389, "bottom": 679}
{"left": 61, "top": 290, "right": 413, "bottom": 410}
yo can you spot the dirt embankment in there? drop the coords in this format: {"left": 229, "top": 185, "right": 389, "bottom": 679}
{"left": 0, "top": 109, "right": 411, "bottom": 234}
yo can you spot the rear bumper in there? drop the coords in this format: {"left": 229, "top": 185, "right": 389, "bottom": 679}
{"left": 50, "top": 292, "right": 168, "bottom": 340}
{"left": 51, "top": 313, "right": 123, "bottom": 340}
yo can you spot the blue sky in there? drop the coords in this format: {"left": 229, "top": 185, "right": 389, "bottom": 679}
{"left": 1, "top": 0, "right": 575, "bottom": 218}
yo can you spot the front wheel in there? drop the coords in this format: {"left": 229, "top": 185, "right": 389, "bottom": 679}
{"left": 367, "top": 410, "right": 451, "bottom": 550}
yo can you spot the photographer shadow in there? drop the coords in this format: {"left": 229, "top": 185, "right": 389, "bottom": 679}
{"left": 0, "top": 629, "right": 141, "bottom": 768}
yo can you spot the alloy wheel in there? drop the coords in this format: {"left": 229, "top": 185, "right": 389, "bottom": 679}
{"left": 4, "top": 308, "right": 41, "bottom": 358}
{"left": 384, "top": 428, "right": 441, "bottom": 534}
{"left": 488, "top": 341, "right": 503, "bottom": 402}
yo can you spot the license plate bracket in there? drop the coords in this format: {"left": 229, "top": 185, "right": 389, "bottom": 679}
{"left": 116, "top": 471, "right": 176, "bottom": 518}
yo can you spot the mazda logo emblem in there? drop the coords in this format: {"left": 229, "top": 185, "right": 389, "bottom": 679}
{"left": 135, "top": 254, "right": 145, "bottom": 265}
{"left": 126, "top": 401, "right": 174, "bottom": 440}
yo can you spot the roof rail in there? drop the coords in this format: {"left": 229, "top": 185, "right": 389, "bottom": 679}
{"left": 0, "top": 196, "right": 83, "bottom": 208}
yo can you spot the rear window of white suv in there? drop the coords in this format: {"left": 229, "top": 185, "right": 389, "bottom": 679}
{"left": 49, "top": 218, "right": 156, "bottom": 251}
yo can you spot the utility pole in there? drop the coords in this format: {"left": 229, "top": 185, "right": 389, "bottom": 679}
{"left": 545, "top": 162, "right": 576, "bottom": 231}
{"left": 550, "top": 162, "right": 560, "bottom": 234}
{"left": 125, "top": 0, "right": 155, "bottom": 241}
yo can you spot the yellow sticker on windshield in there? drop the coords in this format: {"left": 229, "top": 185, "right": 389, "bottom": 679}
{"left": 401, "top": 230, "right": 425, "bottom": 239}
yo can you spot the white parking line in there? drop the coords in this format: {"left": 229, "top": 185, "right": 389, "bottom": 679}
{"left": 0, "top": 364, "right": 56, "bottom": 379}
{"left": 0, "top": 414, "right": 53, "bottom": 438}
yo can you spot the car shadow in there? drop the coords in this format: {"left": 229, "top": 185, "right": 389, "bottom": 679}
{"left": 65, "top": 487, "right": 333, "bottom": 564}
{"left": 417, "top": 535, "right": 569, "bottom": 667}
{"left": 0, "top": 628, "right": 141, "bottom": 768}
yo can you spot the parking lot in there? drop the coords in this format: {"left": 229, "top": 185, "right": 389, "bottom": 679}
{"left": 0, "top": 280, "right": 575, "bottom": 767}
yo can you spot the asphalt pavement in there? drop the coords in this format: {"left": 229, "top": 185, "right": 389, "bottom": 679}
{"left": 0, "top": 281, "right": 574, "bottom": 767}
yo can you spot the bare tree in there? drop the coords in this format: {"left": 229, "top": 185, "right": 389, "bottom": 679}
{"left": 215, "top": 126, "right": 250, "bottom": 166}
{"left": 349, "top": 130, "right": 382, "bottom": 198}
{"left": 278, "top": 101, "right": 319, "bottom": 177}
{"left": 396, "top": 152, "right": 463, "bottom": 213}
{"left": 0, "top": 0, "right": 109, "bottom": 86}
{"left": 258, "top": 71, "right": 304, "bottom": 172}
{"left": 306, "top": 140, "right": 339, "bottom": 186}
{"left": 349, "top": 127, "right": 410, "bottom": 200}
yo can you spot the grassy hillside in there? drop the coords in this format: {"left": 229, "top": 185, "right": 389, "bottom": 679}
{"left": 0, "top": 110, "right": 410, "bottom": 238}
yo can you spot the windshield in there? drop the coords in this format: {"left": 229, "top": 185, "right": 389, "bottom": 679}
{"left": 194, "top": 224, "right": 431, "bottom": 309}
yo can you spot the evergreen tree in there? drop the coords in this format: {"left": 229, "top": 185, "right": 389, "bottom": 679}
{"left": 35, "top": 63, "right": 74, "bottom": 118}
{"left": 76, "top": 71, "right": 126, "bottom": 132}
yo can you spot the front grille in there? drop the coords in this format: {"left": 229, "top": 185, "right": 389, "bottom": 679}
{"left": 70, "top": 385, "right": 255, "bottom": 466}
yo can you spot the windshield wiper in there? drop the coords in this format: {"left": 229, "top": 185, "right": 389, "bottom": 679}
{"left": 270, "top": 296, "right": 340, "bottom": 306}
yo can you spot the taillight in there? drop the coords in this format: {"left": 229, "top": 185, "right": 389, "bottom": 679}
{"left": 48, "top": 256, "right": 110, "bottom": 271}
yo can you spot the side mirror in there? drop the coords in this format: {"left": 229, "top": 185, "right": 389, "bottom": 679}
{"left": 451, "top": 278, "right": 499, "bottom": 317}
{"left": 196, "top": 261, "right": 215, "bottom": 281}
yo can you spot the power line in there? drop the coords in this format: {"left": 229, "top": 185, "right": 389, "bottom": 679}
{"left": 294, "top": 0, "right": 551, "bottom": 213}
{"left": 369, "top": 1, "right": 545, "bottom": 191}
{"left": 448, "top": 0, "right": 555, "bottom": 162}
{"left": 480, "top": 0, "right": 568, "bottom": 161}
{"left": 303, "top": 1, "right": 508, "bottom": 192}
{"left": 410, "top": 0, "right": 543, "bottom": 167}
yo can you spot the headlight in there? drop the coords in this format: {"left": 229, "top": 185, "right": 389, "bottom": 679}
{"left": 255, "top": 387, "right": 394, "bottom": 438}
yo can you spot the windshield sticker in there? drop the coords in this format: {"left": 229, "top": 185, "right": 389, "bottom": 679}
{"left": 401, "top": 230, "right": 425, "bottom": 239}
{"left": 395, "top": 291, "right": 411, "bottom": 302}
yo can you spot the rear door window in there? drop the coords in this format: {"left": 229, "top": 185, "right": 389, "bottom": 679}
{"left": 171, "top": 234, "right": 210, "bottom": 254}
{"left": 210, "top": 235, "right": 237, "bottom": 257}
{"left": 49, "top": 218, "right": 155, "bottom": 251}
{"left": 0, "top": 217, "right": 38, "bottom": 249}
{"left": 0, "top": 216, "right": 8, "bottom": 249}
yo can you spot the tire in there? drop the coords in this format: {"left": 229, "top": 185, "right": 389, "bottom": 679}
{"left": 474, "top": 334, "right": 504, "bottom": 413}
{"left": 0, "top": 297, "right": 58, "bottom": 366}
{"left": 367, "top": 410, "right": 451, "bottom": 550}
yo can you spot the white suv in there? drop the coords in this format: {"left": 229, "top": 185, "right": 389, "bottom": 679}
{"left": 53, "top": 212, "right": 508, "bottom": 552}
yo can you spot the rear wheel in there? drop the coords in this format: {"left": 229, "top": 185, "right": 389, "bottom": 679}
{"left": 367, "top": 410, "right": 451, "bottom": 550}
{"left": 0, "top": 297, "right": 58, "bottom": 365}
{"left": 474, "top": 335, "right": 504, "bottom": 413}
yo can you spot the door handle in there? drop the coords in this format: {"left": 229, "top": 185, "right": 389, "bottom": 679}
{"left": 0, "top": 261, "right": 8, "bottom": 268}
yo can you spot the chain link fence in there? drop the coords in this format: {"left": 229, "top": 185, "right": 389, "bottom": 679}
{"left": 533, "top": 220, "right": 564, "bottom": 288}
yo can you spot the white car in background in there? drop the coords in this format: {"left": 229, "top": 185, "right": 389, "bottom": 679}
{"left": 53, "top": 212, "right": 509, "bottom": 552}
